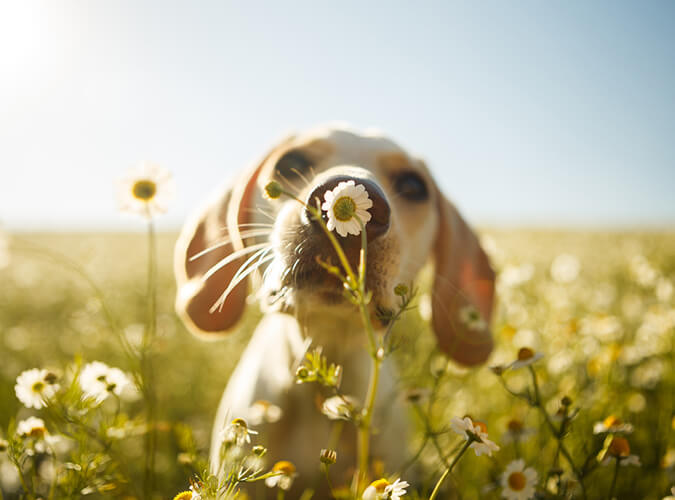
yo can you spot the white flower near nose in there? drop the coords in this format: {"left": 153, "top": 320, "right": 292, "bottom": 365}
{"left": 321, "top": 181, "right": 372, "bottom": 237}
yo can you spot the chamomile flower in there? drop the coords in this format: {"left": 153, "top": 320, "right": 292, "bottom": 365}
{"left": 593, "top": 415, "right": 634, "bottom": 435}
{"left": 451, "top": 416, "right": 500, "bottom": 457}
{"left": 16, "top": 417, "right": 48, "bottom": 439}
{"left": 79, "top": 361, "right": 131, "bottom": 403}
{"left": 362, "top": 478, "right": 409, "bottom": 500}
{"left": 500, "top": 459, "right": 538, "bottom": 500}
{"left": 16, "top": 417, "right": 61, "bottom": 455}
{"left": 501, "top": 418, "right": 535, "bottom": 444}
{"left": 508, "top": 348, "right": 544, "bottom": 370}
{"left": 600, "top": 437, "right": 641, "bottom": 467}
{"left": 321, "top": 180, "right": 372, "bottom": 237}
{"left": 265, "top": 460, "right": 297, "bottom": 490}
{"left": 173, "top": 487, "right": 201, "bottom": 500}
{"left": 221, "top": 418, "right": 258, "bottom": 447}
{"left": 15, "top": 368, "right": 60, "bottom": 409}
{"left": 117, "top": 162, "right": 175, "bottom": 219}
{"left": 459, "top": 305, "right": 487, "bottom": 331}
{"left": 321, "top": 395, "right": 358, "bottom": 421}
{"left": 248, "top": 400, "right": 283, "bottom": 425}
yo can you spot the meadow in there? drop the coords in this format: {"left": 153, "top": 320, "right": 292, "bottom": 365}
{"left": 0, "top": 228, "right": 673, "bottom": 499}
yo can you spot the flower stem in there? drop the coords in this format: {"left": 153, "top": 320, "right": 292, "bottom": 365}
{"left": 299, "top": 200, "right": 383, "bottom": 496}
{"left": 428, "top": 440, "right": 472, "bottom": 500}
{"left": 528, "top": 366, "right": 587, "bottom": 500}
{"left": 607, "top": 457, "right": 620, "bottom": 500}
{"left": 142, "top": 217, "right": 158, "bottom": 498}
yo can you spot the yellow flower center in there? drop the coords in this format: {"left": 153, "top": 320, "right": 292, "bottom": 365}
{"left": 603, "top": 415, "right": 622, "bottom": 428}
{"left": 132, "top": 179, "right": 157, "bottom": 201}
{"left": 507, "top": 419, "right": 524, "bottom": 432}
{"left": 31, "top": 381, "right": 45, "bottom": 393}
{"left": 517, "top": 347, "right": 535, "bottom": 361}
{"left": 231, "top": 418, "right": 248, "bottom": 429}
{"left": 172, "top": 492, "right": 193, "bottom": 500}
{"left": 29, "top": 427, "right": 47, "bottom": 439}
{"left": 474, "top": 421, "right": 488, "bottom": 434}
{"left": 608, "top": 437, "right": 630, "bottom": 457}
{"left": 333, "top": 196, "right": 356, "bottom": 221}
{"left": 272, "top": 460, "right": 296, "bottom": 475}
{"left": 508, "top": 471, "right": 527, "bottom": 491}
{"left": 369, "top": 478, "right": 389, "bottom": 492}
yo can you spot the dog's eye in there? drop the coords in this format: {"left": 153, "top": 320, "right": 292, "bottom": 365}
{"left": 393, "top": 171, "right": 428, "bottom": 201}
{"left": 275, "top": 151, "right": 312, "bottom": 182}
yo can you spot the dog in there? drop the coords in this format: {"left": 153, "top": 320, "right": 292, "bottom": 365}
{"left": 174, "top": 124, "right": 495, "bottom": 493}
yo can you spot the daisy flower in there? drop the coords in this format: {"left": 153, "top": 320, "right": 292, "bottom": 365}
{"left": 501, "top": 418, "right": 534, "bottom": 444}
{"left": 451, "top": 416, "right": 500, "bottom": 457}
{"left": 321, "top": 180, "right": 372, "bottom": 237}
{"left": 248, "top": 400, "right": 283, "bottom": 425}
{"left": 15, "top": 417, "right": 61, "bottom": 455}
{"left": 265, "top": 460, "right": 297, "bottom": 490}
{"left": 16, "top": 416, "right": 48, "bottom": 439}
{"left": 173, "top": 487, "right": 201, "bottom": 500}
{"left": 362, "top": 478, "right": 409, "bottom": 500}
{"left": 79, "top": 361, "right": 131, "bottom": 403}
{"left": 321, "top": 395, "right": 359, "bottom": 421}
{"left": 116, "top": 162, "right": 175, "bottom": 219}
{"left": 600, "top": 437, "right": 641, "bottom": 467}
{"left": 221, "top": 418, "right": 258, "bottom": 447}
{"left": 459, "top": 305, "right": 487, "bottom": 331}
{"left": 508, "top": 347, "right": 544, "bottom": 370}
{"left": 592, "top": 415, "right": 634, "bottom": 435}
{"left": 15, "top": 368, "right": 60, "bottom": 409}
{"left": 501, "top": 459, "right": 538, "bottom": 500}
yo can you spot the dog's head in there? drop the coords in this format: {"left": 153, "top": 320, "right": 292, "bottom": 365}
{"left": 174, "top": 125, "right": 495, "bottom": 365}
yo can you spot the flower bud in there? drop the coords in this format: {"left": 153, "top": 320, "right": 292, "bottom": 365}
{"left": 295, "top": 366, "right": 310, "bottom": 382}
{"left": 253, "top": 445, "right": 267, "bottom": 457}
{"left": 394, "top": 283, "right": 409, "bottom": 297}
{"left": 264, "top": 181, "right": 283, "bottom": 200}
{"left": 320, "top": 448, "right": 337, "bottom": 465}
{"left": 489, "top": 365, "right": 506, "bottom": 376}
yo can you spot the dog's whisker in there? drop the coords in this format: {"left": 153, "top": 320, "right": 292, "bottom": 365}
{"left": 229, "top": 245, "right": 274, "bottom": 285}
{"left": 201, "top": 243, "right": 270, "bottom": 281}
{"left": 289, "top": 167, "right": 312, "bottom": 189}
{"left": 210, "top": 254, "right": 275, "bottom": 313}
{"left": 276, "top": 171, "right": 302, "bottom": 195}
{"left": 189, "top": 230, "right": 273, "bottom": 261}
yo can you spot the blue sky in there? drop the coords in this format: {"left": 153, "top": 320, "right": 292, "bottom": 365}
{"left": 1, "top": 0, "right": 674, "bottom": 230}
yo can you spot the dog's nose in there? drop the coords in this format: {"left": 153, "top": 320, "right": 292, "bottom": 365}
{"left": 304, "top": 175, "right": 390, "bottom": 242}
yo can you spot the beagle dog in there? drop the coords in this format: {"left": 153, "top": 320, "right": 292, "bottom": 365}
{"left": 174, "top": 125, "right": 495, "bottom": 491}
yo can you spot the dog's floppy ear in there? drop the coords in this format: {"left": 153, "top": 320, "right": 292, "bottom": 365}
{"left": 174, "top": 138, "right": 291, "bottom": 338}
{"left": 431, "top": 191, "right": 495, "bottom": 365}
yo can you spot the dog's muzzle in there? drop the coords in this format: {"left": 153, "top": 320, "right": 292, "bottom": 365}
{"left": 267, "top": 167, "right": 393, "bottom": 308}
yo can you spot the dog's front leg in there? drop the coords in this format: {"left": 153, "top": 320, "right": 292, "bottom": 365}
{"left": 209, "top": 312, "right": 306, "bottom": 473}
